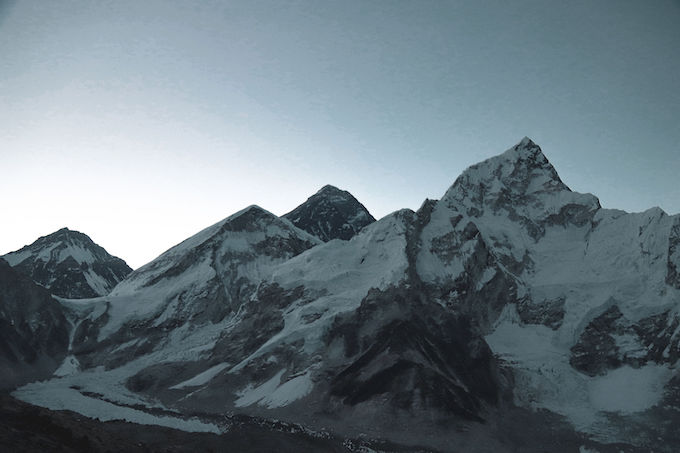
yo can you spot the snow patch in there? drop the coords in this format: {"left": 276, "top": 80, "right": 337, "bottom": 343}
{"left": 54, "top": 355, "right": 80, "bottom": 377}
{"left": 588, "top": 365, "right": 671, "bottom": 414}
{"left": 234, "top": 369, "right": 313, "bottom": 409}
{"left": 170, "top": 362, "right": 230, "bottom": 389}
{"left": 235, "top": 369, "right": 286, "bottom": 408}
{"left": 14, "top": 384, "right": 219, "bottom": 433}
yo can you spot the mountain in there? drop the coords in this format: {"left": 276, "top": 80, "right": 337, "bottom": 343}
{"left": 9, "top": 138, "right": 680, "bottom": 452}
{"left": 0, "top": 259, "right": 69, "bottom": 389}
{"left": 2, "top": 228, "right": 132, "bottom": 299}
{"left": 283, "top": 185, "right": 375, "bottom": 241}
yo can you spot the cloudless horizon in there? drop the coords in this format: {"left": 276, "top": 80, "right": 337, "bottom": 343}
{"left": 2, "top": 0, "right": 679, "bottom": 269}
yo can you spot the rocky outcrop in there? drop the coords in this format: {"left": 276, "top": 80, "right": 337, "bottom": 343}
{"left": 571, "top": 305, "right": 680, "bottom": 376}
{"left": 283, "top": 185, "right": 375, "bottom": 241}
{"left": 0, "top": 259, "right": 69, "bottom": 389}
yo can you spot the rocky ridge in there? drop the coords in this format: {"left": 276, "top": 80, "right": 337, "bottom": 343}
{"left": 6, "top": 138, "right": 680, "bottom": 452}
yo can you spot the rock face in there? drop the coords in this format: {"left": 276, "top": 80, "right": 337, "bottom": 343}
{"left": 283, "top": 185, "right": 375, "bottom": 241}
{"left": 0, "top": 259, "right": 69, "bottom": 389}
{"left": 2, "top": 228, "right": 132, "bottom": 299}
{"left": 10, "top": 138, "right": 680, "bottom": 452}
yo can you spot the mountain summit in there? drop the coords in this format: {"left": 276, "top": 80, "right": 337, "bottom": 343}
{"left": 7, "top": 138, "right": 680, "bottom": 452}
{"left": 2, "top": 228, "right": 132, "bottom": 298}
{"left": 283, "top": 185, "right": 376, "bottom": 241}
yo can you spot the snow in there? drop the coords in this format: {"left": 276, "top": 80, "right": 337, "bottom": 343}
{"left": 486, "top": 304, "right": 676, "bottom": 435}
{"left": 99, "top": 205, "right": 321, "bottom": 341}
{"left": 110, "top": 338, "right": 140, "bottom": 354}
{"left": 579, "top": 447, "right": 600, "bottom": 453}
{"left": 262, "top": 371, "right": 313, "bottom": 408}
{"left": 228, "top": 211, "right": 411, "bottom": 372}
{"left": 4, "top": 241, "right": 99, "bottom": 266}
{"left": 611, "top": 333, "right": 647, "bottom": 359}
{"left": 14, "top": 315, "right": 234, "bottom": 432}
{"left": 57, "top": 243, "right": 96, "bottom": 264}
{"left": 170, "top": 362, "right": 230, "bottom": 389}
{"left": 2, "top": 248, "right": 40, "bottom": 266}
{"left": 486, "top": 305, "right": 567, "bottom": 365}
{"left": 14, "top": 384, "right": 220, "bottom": 433}
{"left": 10, "top": 139, "right": 680, "bottom": 446}
{"left": 235, "top": 369, "right": 286, "bottom": 408}
{"left": 234, "top": 369, "right": 313, "bottom": 409}
{"left": 476, "top": 267, "right": 497, "bottom": 290}
{"left": 83, "top": 268, "right": 112, "bottom": 295}
{"left": 100, "top": 255, "right": 217, "bottom": 340}
{"left": 53, "top": 355, "right": 81, "bottom": 377}
{"left": 588, "top": 365, "right": 671, "bottom": 413}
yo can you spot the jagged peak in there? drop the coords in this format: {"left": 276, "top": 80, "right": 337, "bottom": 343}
{"left": 516, "top": 136, "right": 539, "bottom": 150}
{"left": 299, "top": 184, "right": 370, "bottom": 208}
{"left": 226, "top": 204, "right": 272, "bottom": 220}
{"left": 496, "top": 136, "right": 550, "bottom": 166}
{"left": 283, "top": 185, "right": 376, "bottom": 241}
{"left": 446, "top": 138, "right": 566, "bottom": 199}
{"left": 45, "top": 227, "right": 88, "bottom": 240}
{"left": 308, "top": 184, "right": 357, "bottom": 204}
{"left": 442, "top": 138, "right": 600, "bottom": 219}
{"left": 153, "top": 204, "right": 319, "bottom": 262}
{"left": 5, "top": 227, "right": 102, "bottom": 259}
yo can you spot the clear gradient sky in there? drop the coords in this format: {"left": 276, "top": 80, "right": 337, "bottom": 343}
{"left": 2, "top": 0, "right": 679, "bottom": 269}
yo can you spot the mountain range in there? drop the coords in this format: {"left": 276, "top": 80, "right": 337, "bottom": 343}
{"left": 2, "top": 138, "right": 679, "bottom": 452}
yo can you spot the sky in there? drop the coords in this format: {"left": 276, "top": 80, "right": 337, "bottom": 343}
{"left": 1, "top": 0, "right": 679, "bottom": 269}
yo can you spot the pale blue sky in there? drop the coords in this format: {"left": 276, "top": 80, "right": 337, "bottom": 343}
{"left": 2, "top": 0, "right": 679, "bottom": 268}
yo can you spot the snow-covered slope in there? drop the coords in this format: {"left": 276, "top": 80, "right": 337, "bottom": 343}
{"left": 3, "top": 228, "right": 132, "bottom": 298}
{"left": 416, "top": 137, "right": 680, "bottom": 447}
{"left": 283, "top": 185, "right": 376, "bottom": 241}
{"left": 12, "top": 138, "right": 680, "bottom": 452}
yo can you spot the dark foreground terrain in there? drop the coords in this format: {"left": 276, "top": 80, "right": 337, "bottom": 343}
{"left": 0, "top": 393, "right": 438, "bottom": 453}
{"left": 2, "top": 392, "right": 654, "bottom": 453}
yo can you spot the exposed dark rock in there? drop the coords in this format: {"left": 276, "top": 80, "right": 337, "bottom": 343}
{"left": 571, "top": 305, "right": 680, "bottom": 376}
{"left": 570, "top": 305, "right": 628, "bottom": 376}
{"left": 327, "top": 286, "right": 499, "bottom": 421}
{"left": 284, "top": 185, "right": 375, "bottom": 241}
{"left": 667, "top": 218, "right": 680, "bottom": 289}
{"left": 517, "top": 296, "right": 566, "bottom": 330}
{"left": 0, "top": 259, "right": 69, "bottom": 389}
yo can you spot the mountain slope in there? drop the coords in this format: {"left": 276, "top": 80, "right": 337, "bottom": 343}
{"left": 283, "top": 185, "right": 375, "bottom": 241}
{"left": 419, "top": 137, "right": 680, "bottom": 447}
{"left": 2, "top": 228, "right": 132, "bottom": 298}
{"left": 0, "top": 259, "right": 70, "bottom": 389}
{"left": 11, "top": 138, "right": 680, "bottom": 452}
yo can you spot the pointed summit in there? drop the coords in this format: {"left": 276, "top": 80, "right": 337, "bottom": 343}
{"left": 445, "top": 137, "right": 569, "bottom": 203}
{"left": 318, "top": 184, "right": 343, "bottom": 194}
{"left": 517, "top": 136, "right": 539, "bottom": 149}
{"left": 441, "top": 138, "right": 600, "bottom": 229}
{"left": 2, "top": 228, "right": 132, "bottom": 298}
{"left": 283, "top": 185, "right": 376, "bottom": 241}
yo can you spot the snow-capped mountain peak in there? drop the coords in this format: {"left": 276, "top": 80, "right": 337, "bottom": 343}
{"left": 446, "top": 137, "right": 569, "bottom": 202}
{"left": 283, "top": 184, "right": 376, "bottom": 241}
{"left": 441, "top": 138, "right": 600, "bottom": 236}
{"left": 98, "top": 204, "right": 321, "bottom": 340}
{"left": 9, "top": 138, "right": 680, "bottom": 453}
{"left": 2, "top": 228, "right": 131, "bottom": 298}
